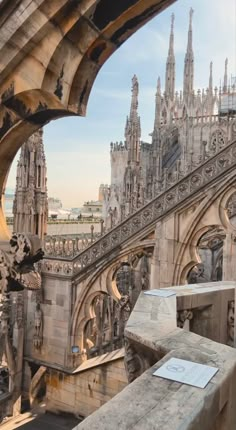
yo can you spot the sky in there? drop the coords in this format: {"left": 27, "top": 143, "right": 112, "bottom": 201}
{"left": 6, "top": 0, "right": 236, "bottom": 208}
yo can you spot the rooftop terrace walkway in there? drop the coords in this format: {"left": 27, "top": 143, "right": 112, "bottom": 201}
{"left": 0, "top": 411, "right": 81, "bottom": 430}
{"left": 75, "top": 282, "right": 236, "bottom": 430}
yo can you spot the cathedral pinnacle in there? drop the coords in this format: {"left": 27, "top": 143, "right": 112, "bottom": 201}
{"left": 183, "top": 8, "right": 194, "bottom": 101}
{"left": 13, "top": 129, "right": 48, "bottom": 239}
{"left": 169, "top": 13, "right": 175, "bottom": 54}
{"left": 165, "top": 13, "right": 175, "bottom": 101}
{"left": 154, "top": 77, "right": 161, "bottom": 129}
{"left": 209, "top": 61, "right": 213, "bottom": 93}
{"left": 130, "top": 74, "right": 139, "bottom": 123}
{"left": 223, "top": 58, "right": 228, "bottom": 93}
{"left": 126, "top": 75, "right": 141, "bottom": 164}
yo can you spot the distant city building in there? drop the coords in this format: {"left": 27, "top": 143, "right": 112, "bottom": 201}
{"left": 81, "top": 200, "right": 103, "bottom": 218}
{"left": 3, "top": 188, "right": 14, "bottom": 217}
{"left": 48, "top": 197, "right": 72, "bottom": 219}
{"left": 71, "top": 207, "right": 82, "bottom": 215}
{"left": 48, "top": 197, "right": 62, "bottom": 211}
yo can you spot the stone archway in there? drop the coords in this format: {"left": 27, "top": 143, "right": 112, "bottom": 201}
{"left": 0, "top": 0, "right": 175, "bottom": 239}
{"left": 70, "top": 243, "right": 154, "bottom": 352}
{"left": 175, "top": 181, "right": 236, "bottom": 286}
{"left": 187, "top": 227, "right": 225, "bottom": 284}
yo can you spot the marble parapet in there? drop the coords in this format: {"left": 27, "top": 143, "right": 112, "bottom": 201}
{"left": 75, "top": 282, "right": 236, "bottom": 430}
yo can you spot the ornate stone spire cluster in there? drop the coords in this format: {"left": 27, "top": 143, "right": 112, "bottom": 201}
{"left": 13, "top": 129, "right": 48, "bottom": 239}
{"left": 105, "top": 8, "right": 236, "bottom": 228}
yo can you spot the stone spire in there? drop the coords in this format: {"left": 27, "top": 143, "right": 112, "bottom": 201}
{"left": 165, "top": 13, "right": 175, "bottom": 101}
{"left": 13, "top": 129, "right": 48, "bottom": 240}
{"left": 183, "top": 8, "right": 194, "bottom": 101}
{"left": 209, "top": 61, "right": 213, "bottom": 94}
{"left": 223, "top": 58, "right": 228, "bottom": 93}
{"left": 154, "top": 77, "right": 162, "bottom": 130}
{"left": 125, "top": 75, "right": 141, "bottom": 164}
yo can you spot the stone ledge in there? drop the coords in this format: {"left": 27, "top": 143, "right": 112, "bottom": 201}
{"left": 75, "top": 284, "right": 236, "bottom": 430}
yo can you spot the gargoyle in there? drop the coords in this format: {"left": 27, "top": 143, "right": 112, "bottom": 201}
{"left": 0, "top": 233, "right": 44, "bottom": 293}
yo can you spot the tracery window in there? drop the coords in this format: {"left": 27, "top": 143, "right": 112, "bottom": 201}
{"left": 209, "top": 130, "right": 226, "bottom": 154}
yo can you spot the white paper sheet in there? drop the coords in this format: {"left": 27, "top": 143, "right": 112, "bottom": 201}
{"left": 153, "top": 357, "right": 218, "bottom": 388}
{"left": 144, "top": 289, "right": 176, "bottom": 298}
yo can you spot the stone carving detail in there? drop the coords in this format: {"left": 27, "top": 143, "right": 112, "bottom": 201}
{"left": 227, "top": 300, "right": 234, "bottom": 347}
{"left": 227, "top": 192, "right": 236, "bottom": 220}
{"left": 0, "top": 233, "right": 43, "bottom": 409}
{"left": 15, "top": 292, "right": 24, "bottom": 329}
{"left": 33, "top": 303, "right": 43, "bottom": 350}
{"left": 0, "top": 234, "right": 44, "bottom": 366}
{"left": 84, "top": 293, "right": 132, "bottom": 358}
{"left": 0, "top": 291, "right": 11, "bottom": 335}
{"left": 0, "top": 234, "right": 43, "bottom": 293}
{"left": 232, "top": 120, "right": 236, "bottom": 139}
{"left": 210, "top": 130, "right": 226, "bottom": 154}
{"left": 13, "top": 129, "right": 47, "bottom": 240}
{"left": 124, "top": 338, "right": 144, "bottom": 383}
{"left": 177, "top": 309, "right": 193, "bottom": 328}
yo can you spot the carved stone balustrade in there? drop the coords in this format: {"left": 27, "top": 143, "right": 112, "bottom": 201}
{"left": 44, "top": 233, "right": 102, "bottom": 258}
{"left": 75, "top": 282, "right": 236, "bottom": 430}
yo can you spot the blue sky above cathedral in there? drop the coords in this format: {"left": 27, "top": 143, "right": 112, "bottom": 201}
{"left": 7, "top": 0, "right": 236, "bottom": 207}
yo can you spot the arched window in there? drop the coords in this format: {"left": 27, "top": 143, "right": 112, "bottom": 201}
{"left": 210, "top": 130, "right": 225, "bottom": 154}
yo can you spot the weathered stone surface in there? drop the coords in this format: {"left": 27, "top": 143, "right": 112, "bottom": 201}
{"left": 46, "top": 353, "right": 127, "bottom": 418}
{"left": 75, "top": 288, "right": 236, "bottom": 430}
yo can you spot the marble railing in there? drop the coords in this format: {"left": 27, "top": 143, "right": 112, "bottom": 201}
{"left": 75, "top": 282, "right": 236, "bottom": 430}
{"left": 44, "top": 232, "right": 102, "bottom": 257}
{"left": 42, "top": 139, "right": 236, "bottom": 277}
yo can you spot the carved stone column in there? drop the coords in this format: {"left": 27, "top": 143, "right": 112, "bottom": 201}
{"left": 177, "top": 309, "right": 193, "bottom": 329}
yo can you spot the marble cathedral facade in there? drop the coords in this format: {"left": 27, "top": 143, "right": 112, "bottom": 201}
{"left": 103, "top": 9, "right": 236, "bottom": 228}
{"left": 13, "top": 129, "right": 48, "bottom": 240}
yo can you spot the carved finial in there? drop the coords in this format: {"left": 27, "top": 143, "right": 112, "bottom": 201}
{"left": 171, "top": 13, "right": 175, "bottom": 32}
{"left": 154, "top": 77, "right": 161, "bottom": 129}
{"left": 130, "top": 74, "right": 139, "bottom": 121}
{"left": 223, "top": 58, "right": 228, "bottom": 93}
{"left": 183, "top": 8, "right": 194, "bottom": 99}
{"left": 126, "top": 75, "right": 141, "bottom": 163}
{"left": 189, "top": 7, "right": 194, "bottom": 25}
{"left": 165, "top": 13, "right": 175, "bottom": 100}
{"left": 187, "top": 8, "right": 194, "bottom": 47}
{"left": 209, "top": 61, "right": 213, "bottom": 92}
